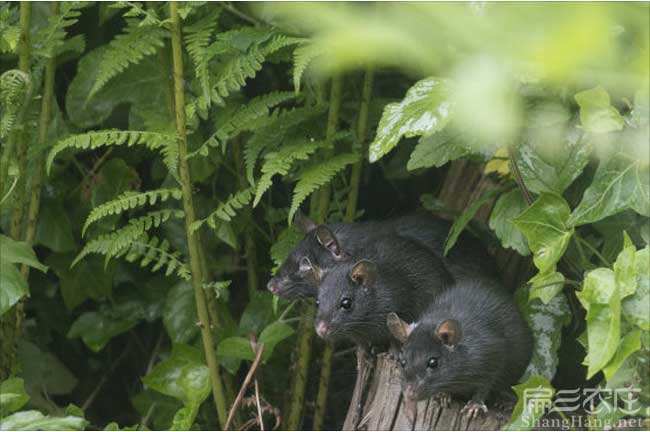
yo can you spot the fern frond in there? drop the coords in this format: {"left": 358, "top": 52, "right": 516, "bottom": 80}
{"left": 191, "top": 188, "right": 252, "bottom": 232}
{"left": 288, "top": 152, "right": 360, "bottom": 223}
{"left": 87, "top": 19, "right": 166, "bottom": 100}
{"left": 73, "top": 209, "right": 184, "bottom": 266}
{"left": 33, "top": 2, "right": 84, "bottom": 59}
{"left": 112, "top": 2, "right": 165, "bottom": 26}
{"left": 122, "top": 235, "right": 191, "bottom": 280}
{"left": 260, "top": 34, "right": 305, "bottom": 56}
{"left": 82, "top": 188, "right": 182, "bottom": 236}
{"left": 253, "top": 140, "right": 322, "bottom": 207}
{"left": 184, "top": 8, "right": 222, "bottom": 103}
{"left": 0, "top": 69, "right": 31, "bottom": 139}
{"left": 46, "top": 130, "right": 178, "bottom": 175}
{"left": 212, "top": 46, "right": 265, "bottom": 105}
{"left": 292, "top": 42, "right": 325, "bottom": 94}
{"left": 244, "top": 106, "right": 326, "bottom": 185}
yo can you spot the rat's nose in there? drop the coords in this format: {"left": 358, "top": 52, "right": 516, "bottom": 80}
{"left": 267, "top": 278, "right": 280, "bottom": 294}
{"left": 315, "top": 320, "right": 330, "bottom": 338}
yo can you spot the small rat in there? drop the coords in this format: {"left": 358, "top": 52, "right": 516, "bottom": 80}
{"left": 387, "top": 280, "right": 532, "bottom": 419}
{"left": 267, "top": 211, "right": 497, "bottom": 299}
{"left": 313, "top": 235, "right": 453, "bottom": 348}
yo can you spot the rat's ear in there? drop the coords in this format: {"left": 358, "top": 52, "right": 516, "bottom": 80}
{"left": 294, "top": 210, "right": 317, "bottom": 234}
{"left": 435, "top": 319, "right": 463, "bottom": 347}
{"left": 350, "top": 260, "right": 377, "bottom": 288}
{"left": 387, "top": 312, "right": 413, "bottom": 344}
{"left": 315, "top": 225, "right": 344, "bottom": 259}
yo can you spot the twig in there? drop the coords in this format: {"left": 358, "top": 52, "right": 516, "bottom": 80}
{"left": 254, "top": 378, "right": 264, "bottom": 431}
{"left": 575, "top": 235, "right": 612, "bottom": 267}
{"left": 225, "top": 341, "right": 266, "bottom": 430}
{"left": 81, "top": 341, "right": 131, "bottom": 411}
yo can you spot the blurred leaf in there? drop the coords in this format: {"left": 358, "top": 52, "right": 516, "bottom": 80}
{"left": 369, "top": 77, "right": 452, "bottom": 163}
{"left": 259, "top": 321, "right": 294, "bottom": 361}
{"left": 444, "top": 187, "right": 503, "bottom": 255}
{"left": 576, "top": 267, "right": 621, "bottom": 378}
{"left": 622, "top": 246, "right": 650, "bottom": 331}
{"left": 163, "top": 281, "right": 198, "bottom": 344}
{"left": 602, "top": 330, "right": 641, "bottom": 381}
{"left": 143, "top": 344, "right": 210, "bottom": 408}
{"left": 0, "top": 262, "right": 28, "bottom": 316}
{"left": 47, "top": 254, "right": 113, "bottom": 311}
{"left": 91, "top": 158, "right": 140, "bottom": 209}
{"left": 569, "top": 154, "right": 650, "bottom": 226}
{"left": 103, "top": 422, "right": 139, "bottom": 431}
{"left": 217, "top": 337, "right": 255, "bottom": 361}
{"left": 0, "top": 411, "right": 87, "bottom": 431}
{"left": 504, "top": 375, "right": 555, "bottom": 431}
{"left": 614, "top": 233, "right": 637, "bottom": 298}
{"left": 575, "top": 86, "right": 624, "bottom": 133}
{"left": 406, "top": 128, "right": 469, "bottom": 170}
{"left": 131, "top": 389, "right": 181, "bottom": 431}
{"left": 0, "top": 234, "right": 48, "bottom": 272}
{"left": 35, "top": 200, "right": 76, "bottom": 253}
{"left": 517, "top": 286, "right": 571, "bottom": 381}
{"left": 170, "top": 405, "right": 197, "bottom": 431}
{"left": 489, "top": 189, "right": 530, "bottom": 255}
{"left": 513, "top": 193, "right": 573, "bottom": 274}
{"left": 529, "top": 270, "right": 564, "bottom": 305}
{"left": 239, "top": 291, "right": 274, "bottom": 335}
{"left": 484, "top": 148, "right": 510, "bottom": 177}
{"left": 0, "top": 377, "right": 29, "bottom": 417}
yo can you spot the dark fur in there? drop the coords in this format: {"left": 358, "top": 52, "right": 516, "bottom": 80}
{"left": 268, "top": 212, "right": 497, "bottom": 299}
{"left": 314, "top": 236, "right": 453, "bottom": 348}
{"left": 396, "top": 280, "right": 533, "bottom": 403}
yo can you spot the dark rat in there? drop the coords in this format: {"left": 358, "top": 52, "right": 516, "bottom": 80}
{"left": 313, "top": 235, "right": 454, "bottom": 349}
{"left": 267, "top": 211, "right": 497, "bottom": 300}
{"left": 387, "top": 279, "right": 532, "bottom": 419}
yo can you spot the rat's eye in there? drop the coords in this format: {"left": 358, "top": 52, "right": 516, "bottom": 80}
{"left": 427, "top": 357, "right": 438, "bottom": 369}
{"left": 299, "top": 257, "right": 313, "bottom": 272}
{"left": 340, "top": 297, "right": 352, "bottom": 310}
{"left": 315, "top": 299, "right": 320, "bottom": 306}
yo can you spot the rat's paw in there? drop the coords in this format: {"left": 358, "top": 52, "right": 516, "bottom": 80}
{"left": 432, "top": 392, "right": 452, "bottom": 408}
{"left": 461, "top": 400, "right": 488, "bottom": 420}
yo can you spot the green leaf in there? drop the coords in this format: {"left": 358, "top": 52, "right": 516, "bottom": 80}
{"left": 576, "top": 268, "right": 621, "bottom": 378}
{"left": 515, "top": 127, "right": 591, "bottom": 195}
{"left": 444, "top": 187, "right": 503, "bottom": 256}
{"left": 0, "top": 262, "right": 28, "bottom": 316}
{"left": 529, "top": 270, "right": 564, "bottom": 305}
{"left": 47, "top": 254, "right": 113, "bottom": 311}
{"left": 504, "top": 375, "right": 555, "bottom": 431}
{"left": 34, "top": 201, "right": 77, "bottom": 253}
{"left": 142, "top": 344, "right": 210, "bottom": 407}
{"left": 517, "top": 287, "right": 571, "bottom": 381}
{"left": 0, "top": 377, "right": 29, "bottom": 416}
{"left": 406, "top": 128, "right": 469, "bottom": 171}
{"left": 239, "top": 291, "right": 274, "bottom": 335}
{"left": 270, "top": 226, "right": 303, "bottom": 274}
{"left": 574, "top": 86, "right": 624, "bottom": 133}
{"left": 259, "top": 321, "right": 295, "bottom": 360}
{"left": 90, "top": 158, "right": 140, "bottom": 209}
{"left": 163, "top": 281, "right": 198, "bottom": 344}
{"left": 569, "top": 154, "right": 650, "bottom": 226}
{"left": 622, "top": 246, "right": 650, "bottom": 331}
{"left": 217, "top": 337, "right": 255, "bottom": 361}
{"left": 489, "top": 190, "right": 530, "bottom": 256}
{"left": 512, "top": 193, "right": 574, "bottom": 274}
{"left": 170, "top": 405, "right": 198, "bottom": 431}
{"left": 0, "top": 411, "right": 87, "bottom": 431}
{"left": 602, "top": 330, "right": 641, "bottom": 381}
{"left": 0, "top": 234, "right": 48, "bottom": 272}
{"left": 369, "top": 77, "right": 453, "bottom": 163}
{"left": 614, "top": 233, "right": 637, "bottom": 298}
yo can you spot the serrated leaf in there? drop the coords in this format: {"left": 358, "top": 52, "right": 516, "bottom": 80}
{"left": 489, "top": 190, "right": 530, "bottom": 256}
{"left": 574, "top": 86, "right": 624, "bottom": 133}
{"left": 504, "top": 375, "right": 555, "bottom": 431}
{"left": 369, "top": 77, "right": 453, "bottom": 163}
{"left": 406, "top": 128, "right": 469, "bottom": 171}
{"left": 513, "top": 193, "right": 573, "bottom": 274}
{"left": 569, "top": 154, "right": 650, "bottom": 226}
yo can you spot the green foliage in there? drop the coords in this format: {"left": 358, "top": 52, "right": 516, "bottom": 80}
{"left": 504, "top": 375, "right": 555, "bottom": 430}
{"left": 191, "top": 188, "right": 252, "bottom": 231}
{"left": 0, "top": 235, "right": 47, "bottom": 315}
{"left": 0, "top": 69, "right": 31, "bottom": 139}
{"left": 489, "top": 190, "right": 530, "bottom": 256}
{"left": 0, "top": 377, "right": 29, "bottom": 416}
{"left": 0, "top": 410, "right": 87, "bottom": 431}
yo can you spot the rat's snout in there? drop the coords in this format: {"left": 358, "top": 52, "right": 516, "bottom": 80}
{"left": 267, "top": 278, "right": 281, "bottom": 294}
{"left": 315, "top": 320, "right": 330, "bottom": 338}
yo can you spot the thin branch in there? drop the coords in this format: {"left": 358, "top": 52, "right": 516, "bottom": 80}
{"left": 225, "top": 341, "right": 266, "bottom": 430}
{"left": 254, "top": 378, "right": 264, "bottom": 431}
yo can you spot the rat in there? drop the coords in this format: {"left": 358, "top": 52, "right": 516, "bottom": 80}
{"left": 267, "top": 210, "right": 497, "bottom": 300}
{"left": 387, "top": 279, "right": 533, "bottom": 419}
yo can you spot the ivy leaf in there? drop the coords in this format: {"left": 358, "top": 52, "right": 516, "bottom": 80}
{"left": 0, "top": 411, "right": 87, "bottom": 431}
{"left": 369, "top": 77, "right": 453, "bottom": 163}
{"left": 574, "top": 86, "right": 624, "bottom": 133}
{"left": 515, "top": 127, "right": 591, "bottom": 195}
{"left": 622, "top": 246, "right": 649, "bottom": 331}
{"left": 489, "top": 190, "right": 530, "bottom": 256}
{"left": 259, "top": 321, "right": 294, "bottom": 361}
{"left": 47, "top": 254, "right": 113, "bottom": 311}
{"left": 576, "top": 268, "right": 621, "bottom": 379}
{"left": 163, "top": 281, "right": 198, "bottom": 344}
{"left": 0, "top": 377, "right": 30, "bottom": 416}
{"left": 170, "top": 405, "right": 198, "bottom": 431}
{"left": 513, "top": 193, "right": 573, "bottom": 274}
{"left": 217, "top": 337, "right": 255, "bottom": 361}
{"left": 529, "top": 270, "right": 564, "bottom": 305}
{"left": 444, "top": 187, "right": 503, "bottom": 256}
{"left": 614, "top": 233, "right": 637, "bottom": 298}
{"left": 602, "top": 330, "right": 641, "bottom": 381}
{"left": 406, "top": 128, "right": 469, "bottom": 171}
{"left": 504, "top": 375, "right": 555, "bottom": 431}
{"left": 517, "top": 287, "right": 571, "bottom": 381}
{"left": 569, "top": 154, "right": 650, "bottom": 226}
{"left": 0, "top": 235, "right": 48, "bottom": 272}
{"left": 142, "top": 344, "right": 210, "bottom": 407}
{"left": 0, "top": 262, "right": 28, "bottom": 316}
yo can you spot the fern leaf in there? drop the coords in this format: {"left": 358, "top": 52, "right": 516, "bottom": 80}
{"left": 293, "top": 42, "right": 325, "bottom": 94}
{"left": 253, "top": 140, "right": 322, "bottom": 207}
{"left": 46, "top": 130, "right": 178, "bottom": 175}
{"left": 0, "top": 69, "right": 31, "bottom": 139}
{"left": 73, "top": 209, "right": 184, "bottom": 266}
{"left": 192, "top": 188, "right": 252, "bottom": 232}
{"left": 184, "top": 8, "right": 222, "bottom": 103}
{"left": 112, "top": 2, "right": 164, "bottom": 27}
{"left": 33, "top": 2, "right": 84, "bottom": 59}
{"left": 122, "top": 234, "right": 190, "bottom": 280}
{"left": 260, "top": 33, "right": 305, "bottom": 56}
{"left": 288, "top": 152, "right": 360, "bottom": 223}
{"left": 212, "top": 46, "right": 265, "bottom": 105}
{"left": 82, "top": 188, "right": 183, "bottom": 236}
{"left": 87, "top": 19, "right": 165, "bottom": 100}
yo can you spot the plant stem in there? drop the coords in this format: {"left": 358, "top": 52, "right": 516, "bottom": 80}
{"left": 168, "top": 2, "right": 228, "bottom": 427}
{"left": 313, "top": 74, "right": 346, "bottom": 431}
{"left": 21, "top": 2, "right": 58, "bottom": 278}
{"left": 575, "top": 235, "right": 612, "bottom": 268}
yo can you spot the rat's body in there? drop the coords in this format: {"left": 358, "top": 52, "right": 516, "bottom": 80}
{"left": 268, "top": 211, "right": 497, "bottom": 299}
{"left": 314, "top": 235, "right": 453, "bottom": 349}
{"left": 388, "top": 280, "right": 532, "bottom": 417}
